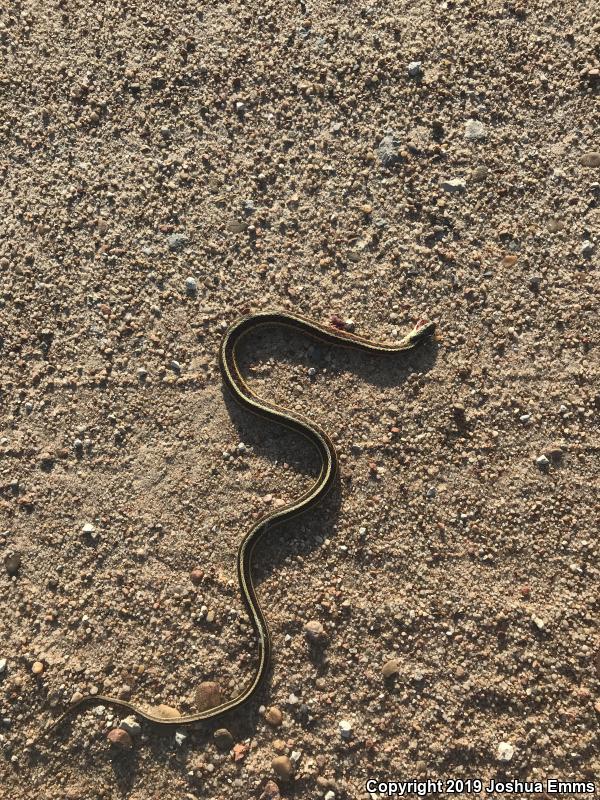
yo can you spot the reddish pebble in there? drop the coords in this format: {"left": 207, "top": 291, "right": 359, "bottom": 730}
{"left": 107, "top": 728, "right": 132, "bottom": 749}
{"left": 232, "top": 742, "right": 248, "bottom": 761}
{"left": 520, "top": 585, "right": 531, "bottom": 598}
{"left": 260, "top": 780, "right": 281, "bottom": 800}
{"left": 189, "top": 568, "right": 204, "bottom": 585}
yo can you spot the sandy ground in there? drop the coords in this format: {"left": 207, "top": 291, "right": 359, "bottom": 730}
{"left": 1, "top": 1, "right": 599, "bottom": 798}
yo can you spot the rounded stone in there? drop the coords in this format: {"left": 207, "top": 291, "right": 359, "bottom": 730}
{"left": 382, "top": 659, "right": 401, "bottom": 679}
{"left": 264, "top": 706, "right": 283, "bottom": 727}
{"left": 272, "top": 755, "right": 294, "bottom": 781}
{"left": 4, "top": 552, "right": 21, "bottom": 576}
{"left": 194, "top": 681, "right": 223, "bottom": 712}
{"left": 32, "top": 661, "right": 45, "bottom": 676}
{"left": 213, "top": 727, "right": 234, "bottom": 749}
{"left": 107, "top": 728, "right": 133, "bottom": 750}
{"left": 580, "top": 152, "right": 600, "bottom": 167}
{"left": 189, "top": 568, "right": 204, "bottom": 585}
{"left": 304, "top": 620, "right": 326, "bottom": 643}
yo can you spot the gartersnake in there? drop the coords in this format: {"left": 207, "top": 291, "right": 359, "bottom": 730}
{"left": 38, "top": 310, "right": 435, "bottom": 741}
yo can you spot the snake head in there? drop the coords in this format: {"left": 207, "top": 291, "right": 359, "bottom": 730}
{"left": 402, "top": 319, "right": 436, "bottom": 346}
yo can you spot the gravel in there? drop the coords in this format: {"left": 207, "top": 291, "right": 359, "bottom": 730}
{"left": 496, "top": 741, "right": 515, "bottom": 762}
{"left": 166, "top": 233, "right": 188, "bottom": 251}
{"left": 464, "top": 119, "right": 487, "bottom": 141}
{"left": 1, "top": 1, "right": 598, "bottom": 797}
{"left": 377, "top": 133, "right": 402, "bottom": 167}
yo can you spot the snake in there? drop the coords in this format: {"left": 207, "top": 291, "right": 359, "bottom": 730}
{"left": 37, "top": 310, "right": 435, "bottom": 742}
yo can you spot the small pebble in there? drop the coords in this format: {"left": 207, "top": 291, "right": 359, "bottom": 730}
{"left": 471, "top": 165, "right": 488, "bottom": 181}
{"left": 464, "top": 119, "right": 487, "bottom": 141}
{"left": 0, "top": 659, "right": 6, "bottom": 674}
{"left": 580, "top": 152, "right": 600, "bottom": 167}
{"left": 32, "top": 661, "right": 44, "bottom": 676}
{"left": 535, "top": 455, "right": 550, "bottom": 470}
{"left": 119, "top": 716, "right": 141, "bottom": 737}
{"left": 233, "top": 742, "right": 249, "bottom": 761}
{"left": 107, "top": 728, "right": 132, "bottom": 750}
{"left": 82, "top": 522, "right": 95, "bottom": 535}
{"left": 189, "top": 568, "right": 204, "bottom": 585}
{"left": 442, "top": 178, "right": 466, "bottom": 193}
{"left": 339, "top": 719, "right": 352, "bottom": 739}
{"left": 377, "top": 133, "right": 400, "bottom": 167}
{"left": 264, "top": 706, "right": 283, "bottom": 726}
{"left": 167, "top": 233, "right": 188, "bottom": 251}
{"left": 496, "top": 741, "right": 515, "bottom": 762}
{"left": 581, "top": 240, "right": 594, "bottom": 257}
{"left": 213, "top": 728, "right": 234, "bottom": 749}
{"left": 4, "top": 552, "right": 21, "bottom": 576}
{"left": 39, "top": 451, "right": 54, "bottom": 469}
{"left": 382, "top": 659, "right": 401, "bottom": 679}
{"left": 174, "top": 730, "right": 187, "bottom": 747}
{"left": 194, "top": 681, "right": 223, "bottom": 711}
{"left": 304, "top": 620, "right": 326, "bottom": 643}
{"left": 260, "top": 780, "right": 281, "bottom": 800}
{"left": 407, "top": 61, "right": 422, "bottom": 77}
{"left": 185, "top": 276, "right": 198, "bottom": 295}
{"left": 272, "top": 755, "right": 294, "bottom": 781}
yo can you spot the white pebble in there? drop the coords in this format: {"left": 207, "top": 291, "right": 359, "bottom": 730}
{"left": 339, "top": 719, "right": 352, "bottom": 739}
{"left": 407, "top": 61, "right": 422, "bottom": 77}
{"left": 442, "top": 178, "right": 466, "bottom": 193}
{"left": 496, "top": 741, "right": 515, "bottom": 762}
{"left": 464, "top": 119, "right": 487, "bottom": 141}
{"left": 0, "top": 659, "right": 6, "bottom": 674}
{"left": 120, "top": 715, "right": 141, "bottom": 737}
{"left": 535, "top": 455, "right": 550, "bottom": 469}
{"left": 82, "top": 522, "right": 95, "bottom": 534}
{"left": 174, "top": 730, "right": 187, "bottom": 746}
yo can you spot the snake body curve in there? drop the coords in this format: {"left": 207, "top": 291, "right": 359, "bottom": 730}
{"left": 39, "top": 310, "right": 435, "bottom": 740}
